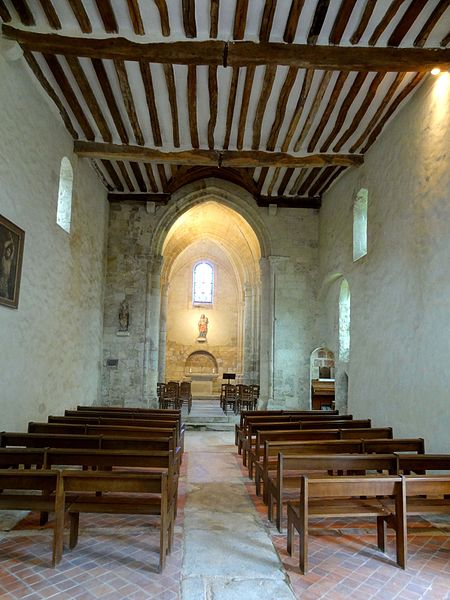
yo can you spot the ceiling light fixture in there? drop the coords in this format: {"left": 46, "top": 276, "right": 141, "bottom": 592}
{"left": 431, "top": 67, "right": 441, "bottom": 75}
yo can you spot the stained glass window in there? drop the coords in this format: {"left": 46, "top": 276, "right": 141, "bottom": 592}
{"left": 193, "top": 262, "right": 213, "bottom": 304}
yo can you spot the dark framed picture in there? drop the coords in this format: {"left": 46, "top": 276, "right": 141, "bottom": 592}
{"left": 0, "top": 214, "right": 25, "bottom": 309}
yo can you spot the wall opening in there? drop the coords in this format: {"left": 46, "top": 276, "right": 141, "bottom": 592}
{"left": 56, "top": 157, "right": 73, "bottom": 233}
{"left": 193, "top": 260, "right": 214, "bottom": 305}
{"left": 339, "top": 279, "right": 350, "bottom": 362}
{"left": 353, "top": 188, "right": 368, "bottom": 261}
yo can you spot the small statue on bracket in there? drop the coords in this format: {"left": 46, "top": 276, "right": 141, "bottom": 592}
{"left": 118, "top": 298, "right": 130, "bottom": 332}
{"left": 197, "top": 313, "right": 208, "bottom": 342}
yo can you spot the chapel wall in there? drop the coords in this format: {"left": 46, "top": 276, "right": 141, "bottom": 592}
{"left": 0, "top": 51, "right": 108, "bottom": 429}
{"left": 319, "top": 74, "right": 450, "bottom": 451}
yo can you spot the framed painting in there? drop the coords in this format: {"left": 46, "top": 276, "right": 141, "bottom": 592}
{"left": 0, "top": 214, "right": 25, "bottom": 309}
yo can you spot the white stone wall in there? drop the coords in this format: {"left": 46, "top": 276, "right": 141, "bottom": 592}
{"left": 0, "top": 51, "right": 108, "bottom": 429}
{"left": 319, "top": 74, "right": 450, "bottom": 451}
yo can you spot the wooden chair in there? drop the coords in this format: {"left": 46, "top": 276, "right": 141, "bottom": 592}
{"left": 222, "top": 384, "right": 238, "bottom": 415}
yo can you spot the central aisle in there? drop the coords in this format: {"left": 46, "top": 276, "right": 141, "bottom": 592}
{"left": 180, "top": 431, "right": 296, "bottom": 600}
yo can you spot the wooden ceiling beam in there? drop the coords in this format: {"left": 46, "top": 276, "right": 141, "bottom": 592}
{"left": 223, "top": 67, "right": 239, "bottom": 150}
{"left": 44, "top": 53, "right": 95, "bottom": 140}
{"left": 387, "top": 0, "right": 428, "bottom": 47}
{"left": 117, "top": 161, "right": 135, "bottom": 192}
{"left": 139, "top": 61, "right": 162, "bottom": 147}
{"left": 368, "top": 0, "right": 406, "bottom": 46}
{"left": 187, "top": 65, "right": 199, "bottom": 148}
{"left": 101, "top": 160, "right": 124, "bottom": 191}
{"left": 4, "top": 26, "right": 450, "bottom": 71}
{"left": 23, "top": 50, "right": 78, "bottom": 139}
{"left": 67, "top": 0, "right": 92, "bottom": 33}
{"left": 0, "top": 1, "right": 11, "bottom": 22}
{"left": 94, "top": 0, "right": 118, "bottom": 34}
{"left": 257, "top": 167, "right": 269, "bottom": 193}
{"left": 38, "top": 0, "right": 61, "bottom": 29}
{"left": 236, "top": 65, "right": 255, "bottom": 150}
{"left": 283, "top": 0, "right": 305, "bottom": 44}
{"left": 65, "top": 55, "right": 112, "bottom": 143}
{"left": 208, "top": 65, "right": 218, "bottom": 150}
{"left": 441, "top": 31, "right": 450, "bottom": 47}
{"left": 320, "top": 72, "right": 368, "bottom": 152}
{"left": 114, "top": 59, "right": 145, "bottom": 146}
{"left": 281, "top": 68, "right": 314, "bottom": 152}
{"left": 350, "top": 0, "right": 376, "bottom": 45}
{"left": 308, "top": 165, "right": 335, "bottom": 195}
{"left": 259, "top": 0, "right": 277, "bottom": 43}
{"left": 252, "top": 65, "right": 277, "bottom": 149}
{"left": 277, "top": 168, "right": 295, "bottom": 196}
{"left": 266, "top": 66, "right": 298, "bottom": 151}
{"left": 10, "top": 0, "right": 34, "bottom": 26}
{"left": 293, "top": 70, "right": 331, "bottom": 152}
{"left": 91, "top": 58, "right": 128, "bottom": 144}
{"left": 144, "top": 163, "right": 158, "bottom": 193}
{"left": 157, "top": 164, "right": 168, "bottom": 190}
{"left": 163, "top": 64, "right": 180, "bottom": 148}
{"left": 127, "top": 0, "right": 144, "bottom": 35}
{"left": 154, "top": 0, "right": 170, "bottom": 36}
{"left": 182, "top": 0, "right": 197, "bottom": 38}
{"left": 130, "top": 162, "right": 147, "bottom": 192}
{"left": 414, "top": 1, "right": 450, "bottom": 48}
{"left": 210, "top": 0, "right": 219, "bottom": 38}
{"left": 308, "top": 0, "right": 330, "bottom": 44}
{"left": 329, "top": 0, "right": 358, "bottom": 45}
{"left": 297, "top": 167, "right": 321, "bottom": 195}
{"left": 74, "top": 141, "right": 364, "bottom": 168}
{"left": 233, "top": 0, "right": 249, "bottom": 40}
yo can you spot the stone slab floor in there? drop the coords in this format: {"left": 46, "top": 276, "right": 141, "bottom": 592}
{"left": 0, "top": 431, "right": 449, "bottom": 599}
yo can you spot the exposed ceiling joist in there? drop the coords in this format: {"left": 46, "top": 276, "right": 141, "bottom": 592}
{"left": 74, "top": 141, "right": 363, "bottom": 168}
{"left": 3, "top": 26, "right": 450, "bottom": 71}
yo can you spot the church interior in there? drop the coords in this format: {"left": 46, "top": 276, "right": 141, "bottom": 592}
{"left": 0, "top": 1, "right": 449, "bottom": 598}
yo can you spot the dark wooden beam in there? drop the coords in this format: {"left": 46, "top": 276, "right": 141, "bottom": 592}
{"left": 187, "top": 65, "right": 199, "bottom": 148}
{"left": 10, "top": 0, "right": 34, "bottom": 25}
{"left": 4, "top": 27, "right": 450, "bottom": 72}
{"left": 154, "top": 0, "right": 170, "bottom": 36}
{"left": 117, "top": 161, "right": 135, "bottom": 192}
{"left": 94, "top": 0, "right": 118, "bottom": 33}
{"left": 163, "top": 64, "right": 180, "bottom": 148}
{"left": 91, "top": 58, "right": 128, "bottom": 144}
{"left": 127, "top": 0, "right": 144, "bottom": 35}
{"left": 157, "top": 164, "right": 168, "bottom": 190}
{"left": 283, "top": 0, "right": 305, "bottom": 43}
{"left": 101, "top": 160, "right": 124, "bottom": 191}
{"left": 259, "top": 0, "right": 277, "bottom": 43}
{"left": 208, "top": 65, "right": 218, "bottom": 150}
{"left": 252, "top": 65, "right": 277, "bottom": 149}
{"left": 65, "top": 55, "right": 112, "bottom": 143}
{"left": 130, "top": 162, "right": 147, "bottom": 192}
{"left": 38, "top": 0, "right": 61, "bottom": 29}
{"left": 368, "top": 0, "right": 405, "bottom": 46}
{"left": 329, "top": 0, "right": 357, "bottom": 45}
{"left": 144, "top": 163, "right": 158, "bottom": 192}
{"left": 223, "top": 67, "right": 239, "bottom": 150}
{"left": 114, "top": 59, "right": 145, "bottom": 145}
{"left": 387, "top": 0, "right": 427, "bottom": 47}
{"left": 108, "top": 193, "right": 170, "bottom": 203}
{"left": 233, "top": 0, "right": 249, "bottom": 40}
{"left": 441, "top": 31, "right": 450, "bottom": 47}
{"left": 308, "top": 0, "right": 330, "bottom": 44}
{"left": 167, "top": 165, "right": 258, "bottom": 196}
{"left": 350, "top": 0, "right": 376, "bottom": 44}
{"left": 281, "top": 68, "right": 314, "bottom": 152}
{"left": 67, "top": 0, "right": 92, "bottom": 33}
{"left": 257, "top": 195, "right": 321, "bottom": 208}
{"left": 414, "top": 1, "right": 450, "bottom": 48}
{"left": 236, "top": 66, "right": 255, "bottom": 150}
{"left": 210, "top": 0, "right": 219, "bottom": 38}
{"left": 139, "top": 61, "right": 162, "bottom": 147}
{"left": 266, "top": 67, "right": 298, "bottom": 151}
{"left": 182, "top": 0, "right": 197, "bottom": 38}
{"left": 293, "top": 70, "right": 331, "bottom": 151}
{"left": 74, "top": 141, "right": 364, "bottom": 168}
{"left": 23, "top": 50, "right": 78, "bottom": 139}
{"left": 0, "top": 1, "right": 11, "bottom": 22}
{"left": 307, "top": 72, "right": 348, "bottom": 152}
{"left": 44, "top": 53, "right": 95, "bottom": 140}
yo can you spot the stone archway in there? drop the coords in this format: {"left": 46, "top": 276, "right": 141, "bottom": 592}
{"left": 141, "top": 179, "right": 274, "bottom": 405}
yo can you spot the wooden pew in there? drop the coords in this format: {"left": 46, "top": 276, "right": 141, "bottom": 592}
{"left": 398, "top": 454, "right": 450, "bottom": 474}
{"left": 0, "top": 469, "right": 66, "bottom": 566}
{"left": 364, "top": 438, "right": 425, "bottom": 454}
{"left": 286, "top": 475, "right": 406, "bottom": 573}
{"left": 300, "top": 419, "right": 372, "bottom": 430}
{"left": 0, "top": 447, "right": 47, "bottom": 469}
{"left": 62, "top": 469, "right": 171, "bottom": 572}
{"left": 340, "top": 427, "right": 393, "bottom": 440}
{"left": 77, "top": 405, "right": 180, "bottom": 415}
{"left": 269, "top": 453, "right": 399, "bottom": 532}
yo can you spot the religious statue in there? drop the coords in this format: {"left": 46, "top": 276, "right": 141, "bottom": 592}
{"left": 118, "top": 299, "right": 129, "bottom": 331}
{"left": 197, "top": 313, "right": 208, "bottom": 341}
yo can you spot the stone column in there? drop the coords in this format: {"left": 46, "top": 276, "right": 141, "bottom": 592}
{"left": 259, "top": 257, "right": 274, "bottom": 407}
{"left": 242, "top": 283, "right": 253, "bottom": 383}
{"left": 252, "top": 281, "right": 261, "bottom": 385}
{"left": 142, "top": 255, "right": 163, "bottom": 406}
{"left": 158, "top": 282, "right": 169, "bottom": 383}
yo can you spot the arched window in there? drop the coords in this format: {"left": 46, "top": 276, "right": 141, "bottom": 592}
{"left": 339, "top": 279, "right": 350, "bottom": 362}
{"left": 193, "top": 261, "right": 214, "bottom": 304}
{"left": 353, "top": 188, "right": 368, "bottom": 261}
{"left": 57, "top": 157, "right": 73, "bottom": 233}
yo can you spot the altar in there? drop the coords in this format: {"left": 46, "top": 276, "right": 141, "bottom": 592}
{"left": 189, "top": 373, "right": 217, "bottom": 397}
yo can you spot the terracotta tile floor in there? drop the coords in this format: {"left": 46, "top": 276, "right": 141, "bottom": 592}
{"left": 0, "top": 458, "right": 187, "bottom": 600}
{"left": 241, "top": 458, "right": 450, "bottom": 600}
{"left": 1, "top": 441, "right": 449, "bottom": 600}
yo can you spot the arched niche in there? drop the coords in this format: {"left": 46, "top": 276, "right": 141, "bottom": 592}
{"left": 184, "top": 351, "right": 219, "bottom": 398}
{"left": 310, "top": 347, "right": 335, "bottom": 410}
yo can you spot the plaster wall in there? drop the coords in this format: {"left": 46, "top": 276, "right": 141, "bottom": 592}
{"left": 0, "top": 51, "right": 108, "bottom": 429}
{"left": 101, "top": 193, "right": 320, "bottom": 407}
{"left": 319, "top": 74, "right": 450, "bottom": 451}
